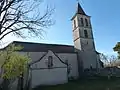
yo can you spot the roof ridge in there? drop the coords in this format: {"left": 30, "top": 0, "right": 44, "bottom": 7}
{"left": 1, "top": 41, "right": 76, "bottom": 53}
{"left": 13, "top": 41, "right": 74, "bottom": 47}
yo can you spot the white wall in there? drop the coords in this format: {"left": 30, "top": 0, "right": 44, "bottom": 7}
{"left": 79, "top": 51, "right": 98, "bottom": 69}
{"left": 31, "top": 68, "right": 67, "bottom": 88}
{"left": 17, "top": 51, "right": 79, "bottom": 87}
{"left": 30, "top": 50, "right": 68, "bottom": 87}
{"left": 19, "top": 51, "right": 79, "bottom": 79}
{"left": 31, "top": 51, "right": 67, "bottom": 69}
{"left": 57, "top": 53, "right": 79, "bottom": 79}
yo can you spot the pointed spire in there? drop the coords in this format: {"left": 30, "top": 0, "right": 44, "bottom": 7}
{"left": 71, "top": 2, "right": 88, "bottom": 20}
{"left": 76, "top": 2, "right": 86, "bottom": 15}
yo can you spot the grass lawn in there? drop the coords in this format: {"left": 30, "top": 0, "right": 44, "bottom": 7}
{"left": 33, "top": 78, "right": 120, "bottom": 90}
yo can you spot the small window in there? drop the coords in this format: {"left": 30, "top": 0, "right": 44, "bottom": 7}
{"left": 81, "top": 18, "right": 84, "bottom": 26}
{"left": 74, "top": 20, "right": 76, "bottom": 28}
{"left": 48, "top": 56, "right": 53, "bottom": 68}
{"left": 85, "top": 18, "right": 88, "bottom": 26}
{"left": 65, "top": 60, "right": 68, "bottom": 65}
{"left": 78, "top": 18, "right": 81, "bottom": 26}
{"left": 84, "top": 30, "right": 88, "bottom": 38}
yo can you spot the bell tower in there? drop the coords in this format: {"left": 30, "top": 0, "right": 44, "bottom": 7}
{"left": 71, "top": 2, "right": 100, "bottom": 70}
{"left": 71, "top": 3, "right": 95, "bottom": 52}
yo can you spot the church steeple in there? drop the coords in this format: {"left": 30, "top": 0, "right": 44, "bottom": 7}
{"left": 71, "top": 2, "right": 87, "bottom": 20}
{"left": 71, "top": 1, "right": 101, "bottom": 70}
{"left": 76, "top": 2, "right": 86, "bottom": 15}
{"left": 71, "top": 2, "right": 95, "bottom": 51}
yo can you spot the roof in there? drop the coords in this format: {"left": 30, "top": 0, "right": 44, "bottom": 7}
{"left": 71, "top": 2, "right": 89, "bottom": 20}
{"left": 2, "top": 41, "right": 76, "bottom": 53}
{"left": 76, "top": 3, "right": 86, "bottom": 15}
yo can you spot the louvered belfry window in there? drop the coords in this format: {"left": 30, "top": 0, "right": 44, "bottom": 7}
{"left": 81, "top": 18, "right": 84, "bottom": 26}
{"left": 85, "top": 18, "right": 88, "bottom": 26}
{"left": 84, "top": 30, "right": 88, "bottom": 38}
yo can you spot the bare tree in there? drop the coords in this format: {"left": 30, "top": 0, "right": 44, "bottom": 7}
{"left": 100, "top": 53, "right": 118, "bottom": 80}
{"left": 100, "top": 53, "right": 117, "bottom": 67}
{"left": 0, "top": 0, "right": 54, "bottom": 40}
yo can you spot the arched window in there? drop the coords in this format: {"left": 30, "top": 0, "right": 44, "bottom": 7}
{"left": 48, "top": 56, "right": 53, "bottom": 68}
{"left": 74, "top": 20, "right": 76, "bottom": 28}
{"left": 84, "top": 30, "right": 88, "bottom": 38}
{"left": 81, "top": 18, "right": 84, "bottom": 26}
{"left": 85, "top": 18, "right": 88, "bottom": 26}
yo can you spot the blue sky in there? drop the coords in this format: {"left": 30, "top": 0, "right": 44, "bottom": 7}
{"left": 2, "top": 0, "right": 120, "bottom": 55}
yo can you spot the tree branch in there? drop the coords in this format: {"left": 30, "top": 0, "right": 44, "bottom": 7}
{"left": 0, "top": 0, "right": 54, "bottom": 40}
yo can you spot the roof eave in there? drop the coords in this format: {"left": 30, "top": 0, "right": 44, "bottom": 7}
{"left": 71, "top": 13, "right": 91, "bottom": 21}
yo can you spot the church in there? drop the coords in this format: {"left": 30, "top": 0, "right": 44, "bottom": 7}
{"left": 1, "top": 2, "right": 103, "bottom": 88}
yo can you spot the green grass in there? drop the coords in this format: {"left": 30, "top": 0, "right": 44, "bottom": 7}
{"left": 33, "top": 78, "right": 120, "bottom": 90}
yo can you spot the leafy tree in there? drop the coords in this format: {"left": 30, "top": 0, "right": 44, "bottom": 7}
{"left": 113, "top": 42, "right": 120, "bottom": 59}
{"left": 0, "top": 44, "right": 31, "bottom": 90}
{"left": 0, "top": 0, "right": 54, "bottom": 40}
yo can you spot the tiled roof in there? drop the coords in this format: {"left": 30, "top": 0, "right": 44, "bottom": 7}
{"left": 4, "top": 41, "right": 76, "bottom": 53}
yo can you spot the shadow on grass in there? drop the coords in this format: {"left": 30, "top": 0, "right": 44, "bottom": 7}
{"left": 33, "top": 77, "right": 120, "bottom": 90}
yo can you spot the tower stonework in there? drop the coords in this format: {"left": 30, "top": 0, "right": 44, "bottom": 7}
{"left": 71, "top": 3, "right": 100, "bottom": 70}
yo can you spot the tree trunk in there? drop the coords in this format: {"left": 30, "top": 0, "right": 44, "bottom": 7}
{"left": 21, "top": 73, "right": 24, "bottom": 90}
{"left": 1, "top": 79, "right": 9, "bottom": 90}
{"left": 17, "top": 73, "right": 24, "bottom": 90}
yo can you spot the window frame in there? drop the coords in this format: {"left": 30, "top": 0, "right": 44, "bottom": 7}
{"left": 84, "top": 30, "right": 88, "bottom": 38}
{"left": 85, "top": 18, "right": 88, "bottom": 26}
{"left": 48, "top": 56, "right": 53, "bottom": 68}
{"left": 81, "top": 18, "right": 84, "bottom": 26}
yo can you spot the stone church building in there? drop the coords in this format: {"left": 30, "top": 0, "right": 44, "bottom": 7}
{"left": 1, "top": 2, "right": 103, "bottom": 88}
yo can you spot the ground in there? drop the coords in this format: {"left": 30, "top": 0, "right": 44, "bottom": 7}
{"left": 33, "top": 77, "right": 120, "bottom": 90}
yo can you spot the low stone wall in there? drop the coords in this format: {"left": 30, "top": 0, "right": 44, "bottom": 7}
{"left": 98, "top": 67, "right": 120, "bottom": 77}
{"left": 83, "top": 67, "right": 120, "bottom": 77}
